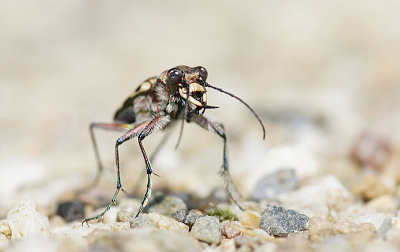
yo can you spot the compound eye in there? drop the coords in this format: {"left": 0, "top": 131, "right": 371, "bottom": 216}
{"left": 167, "top": 68, "right": 183, "bottom": 85}
{"left": 198, "top": 67, "right": 208, "bottom": 81}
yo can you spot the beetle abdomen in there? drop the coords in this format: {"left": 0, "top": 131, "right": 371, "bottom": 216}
{"left": 114, "top": 77, "right": 157, "bottom": 123}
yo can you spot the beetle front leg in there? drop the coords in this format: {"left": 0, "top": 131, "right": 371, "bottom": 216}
{"left": 189, "top": 114, "right": 245, "bottom": 211}
{"left": 134, "top": 116, "right": 171, "bottom": 217}
{"left": 82, "top": 121, "right": 150, "bottom": 226}
{"left": 132, "top": 130, "right": 172, "bottom": 194}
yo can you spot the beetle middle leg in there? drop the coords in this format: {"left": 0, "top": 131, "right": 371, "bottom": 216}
{"left": 188, "top": 114, "right": 245, "bottom": 210}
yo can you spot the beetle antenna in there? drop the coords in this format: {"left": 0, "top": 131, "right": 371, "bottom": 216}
{"left": 175, "top": 84, "right": 190, "bottom": 149}
{"left": 205, "top": 83, "right": 266, "bottom": 140}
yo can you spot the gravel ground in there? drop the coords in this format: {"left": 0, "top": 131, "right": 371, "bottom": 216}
{"left": 1, "top": 1, "right": 400, "bottom": 251}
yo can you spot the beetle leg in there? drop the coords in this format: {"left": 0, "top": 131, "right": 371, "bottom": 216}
{"left": 132, "top": 129, "right": 172, "bottom": 195}
{"left": 82, "top": 121, "right": 150, "bottom": 226}
{"left": 188, "top": 114, "right": 245, "bottom": 211}
{"left": 88, "top": 122, "right": 133, "bottom": 189}
{"left": 134, "top": 116, "right": 170, "bottom": 217}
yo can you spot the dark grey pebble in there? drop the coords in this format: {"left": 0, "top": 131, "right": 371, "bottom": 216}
{"left": 250, "top": 169, "right": 298, "bottom": 200}
{"left": 56, "top": 200, "right": 84, "bottom": 222}
{"left": 259, "top": 205, "right": 309, "bottom": 236}
{"left": 171, "top": 209, "right": 203, "bottom": 227}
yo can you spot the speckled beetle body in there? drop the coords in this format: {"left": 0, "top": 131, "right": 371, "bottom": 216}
{"left": 82, "top": 66, "right": 265, "bottom": 226}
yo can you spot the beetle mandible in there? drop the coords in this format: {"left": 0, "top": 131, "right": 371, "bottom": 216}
{"left": 82, "top": 65, "right": 265, "bottom": 226}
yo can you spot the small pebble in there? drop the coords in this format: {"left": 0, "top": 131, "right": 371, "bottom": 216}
{"left": 349, "top": 213, "right": 385, "bottom": 230}
{"left": 219, "top": 238, "right": 236, "bottom": 251}
{"left": 150, "top": 230, "right": 202, "bottom": 252}
{"left": 376, "top": 217, "right": 393, "bottom": 239}
{"left": 82, "top": 223, "right": 124, "bottom": 244}
{"left": 351, "top": 133, "right": 391, "bottom": 170}
{"left": 392, "top": 217, "right": 400, "bottom": 229}
{"left": 144, "top": 212, "right": 189, "bottom": 231}
{"left": 250, "top": 169, "right": 298, "bottom": 200}
{"left": 191, "top": 216, "right": 222, "bottom": 244}
{"left": 49, "top": 215, "right": 67, "bottom": 228}
{"left": 75, "top": 221, "right": 129, "bottom": 237}
{"left": 365, "top": 194, "right": 398, "bottom": 214}
{"left": 318, "top": 175, "right": 353, "bottom": 210}
{"left": 221, "top": 221, "right": 242, "bottom": 239}
{"left": 240, "top": 210, "right": 261, "bottom": 229}
{"left": 147, "top": 195, "right": 187, "bottom": 217}
{"left": 7, "top": 199, "right": 51, "bottom": 238}
{"left": 315, "top": 236, "right": 350, "bottom": 252}
{"left": 56, "top": 200, "right": 84, "bottom": 222}
{"left": 0, "top": 234, "right": 9, "bottom": 250}
{"left": 171, "top": 209, "right": 203, "bottom": 227}
{"left": 86, "top": 206, "right": 121, "bottom": 224}
{"left": 4, "top": 236, "right": 57, "bottom": 251}
{"left": 130, "top": 217, "right": 155, "bottom": 228}
{"left": 253, "top": 242, "right": 278, "bottom": 252}
{"left": 92, "top": 229, "right": 200, "bottom": 252}
{"left": 51, "top": 233, "right": 87, "bottom": 252}
{"left": 234, "top": 235, "right": 263, "bottom": 251}
{"left": 283, "top": 175, "right": 352, "bottom": 212}
{"left": 116, "top": 211, "right": 135, "bottom": 222}
{"left": 0, "top": 220, "right": 11, "bottom": 240}
{"left": 259, "top": 205, "right": 309, "bottom": 236}
{"left": 308, "top": 216, "right": 376, "bottom": 243}
{"left": 275, "top": 235, "right": 312, "bottom": 252}
{"left": 117, "top": 198, "right": 141, "bottom": 213}
{"left": 109, "top": 221, "right": 130, "bottom": 231}
{"left": 352, "top": 175, "right": 393, "bottom": 201}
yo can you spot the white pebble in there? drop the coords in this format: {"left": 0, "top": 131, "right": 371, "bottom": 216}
{"left": 349, "top": 213, "right": 385, "bottom": 230}
{"left": 283, "top": 175, "right": 352, "bottom": 212}
{"left": 144, "top": 213, "right": 189, "bottom": 231}
{"left": 391, "top": 217, "right": 400, "bottom": 229}
{"left": 6, "top": 236, "right": 57, "bottom": 252}
{"left": 0, "top": 219, "right": 11, "bottom": 239}
{"left": 317, "top": 175, "right": 353, "bottom": 209}
{"left": 87, "top": 206, "right": 121, "bottom": 224}
{"left": 7, "top": 199, "right": 50, "bottom": 239}
{"left": 0, "top": 234, "right": 10, "bottom": 250}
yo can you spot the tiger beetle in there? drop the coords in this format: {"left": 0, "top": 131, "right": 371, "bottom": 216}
{"left": 82, "top": 66, "right": 265, "bottom": 226}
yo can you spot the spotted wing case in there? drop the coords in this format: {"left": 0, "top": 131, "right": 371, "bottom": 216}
{"left": 113, "top": 77, "right": 157, "bottom": 124}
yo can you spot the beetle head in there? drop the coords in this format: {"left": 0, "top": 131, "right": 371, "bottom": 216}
{"left": 162, "top": 65, "right": 266, "bottom": 149}
{"left": 164, "top": 66, "right": 217, "bottom": 114}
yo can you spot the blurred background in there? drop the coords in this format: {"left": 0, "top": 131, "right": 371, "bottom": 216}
{"left": 1, "top": 0, "right": 399, "bottom": 218}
